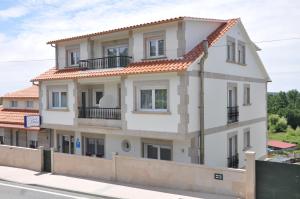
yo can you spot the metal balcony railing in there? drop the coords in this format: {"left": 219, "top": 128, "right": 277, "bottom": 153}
{"left": 227, "top": 106, "right": 239, "bottom": 124}
{"left": 78, "top": 56, "right": 132, "bottom": 70}
{"left": 227, "top": 153, "right": 239, "bottom": 168}
{"left": 78, "top": 107, "right": 121, "bottom": 120}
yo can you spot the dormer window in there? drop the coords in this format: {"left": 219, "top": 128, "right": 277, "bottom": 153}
{"left": 67, "top": 48, "right": 80, "bottom": 66}
{"left": 227, "top": 37, "right": 235, "bottom": 62}
{"left": 238, "top": 41, "right": 246, "bottom": 65}
{"left": 148, "top": 39, "right": 165, "bottom": 58}
{"left": 144, "top": 31, "right": 166, "bottom": 59}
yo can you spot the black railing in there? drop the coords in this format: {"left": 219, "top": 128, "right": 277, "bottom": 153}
{"left": 227, "top": 154, "right": 239, "bottom": 168}
{"left": 79, "top": 56, "right": 132, "bottom": 70}
{"left": 78, "top": 107, "right": 121, "bottom": 120}
{"left": 227, "top": 106, "right": 239, "bottom": 123}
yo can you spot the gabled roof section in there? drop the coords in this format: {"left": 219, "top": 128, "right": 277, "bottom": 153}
{"left": 32, "top": 18, "right": 239, "bottom": 82}
{"left": 0, "top": 108, "right": 40, "bottom": 131}
{"left": 2, "top": 85, "right": 39, "bottom": 99}
{"left": 47, "top": 16, "right": 230, "bottom": 44}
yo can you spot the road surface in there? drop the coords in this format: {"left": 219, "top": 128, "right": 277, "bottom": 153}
{"left": 0, "top": 180, "right": 111, "bottom": 199}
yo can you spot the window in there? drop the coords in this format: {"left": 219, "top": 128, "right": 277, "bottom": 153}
{"left": 144, "top": 143, "right": 172, "bottom": 161}
{"left": 95, "top": 91, "right": 103, "bottom": 105}
{"left": 67, "top": 49, "right": 80, "bottom": 66}
{"left": 29, "top": 140, "right": 38, "bottom": 148}
{"left": 227, "top": 38, "right": 235, "bottom": 62}
{"left": 85, "top": 138, "right": 104, "bottom": 158}
{"left": 238, "top": 42, "right": 246, "bottom": 64}
{"left": 26, "top": 101, "right": 34, "bottom": 108}
{"left": 244, "top": 129, "right": 251, "bottom": 149}
{"left": 105, "top": 45, "right": 129, "bottom": 67}
{"left": 147, "top": 38, "right": 165, "bottom": 58}
{"left": 10, "top": 101, "right": 18, "bottom": 108}
{"left": 139, "top": 88, "right": 167, "bottom": 111}
{"left": 244, "top": 85, "right": 251, "bottom": 105}
{"left": 50, "top": 91, "right": 68, "bottom": 108}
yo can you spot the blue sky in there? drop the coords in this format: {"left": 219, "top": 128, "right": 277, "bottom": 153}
{"left": 0, "top": 0, "right": 299, "bottom": 95}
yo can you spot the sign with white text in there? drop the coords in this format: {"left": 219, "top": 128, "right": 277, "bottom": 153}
{"left": 24, "top": 115, "right": 41, "bottom": 128}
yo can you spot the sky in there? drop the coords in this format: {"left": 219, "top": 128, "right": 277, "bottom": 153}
{"left": 0, "top": 0, "right": 299, "bottom": 95}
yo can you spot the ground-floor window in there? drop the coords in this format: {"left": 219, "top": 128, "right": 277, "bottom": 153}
{"left": 85, "top": 138, "right": 104, "bottom": 158}
{"left": 143, "top": 143, "right": 172, "bottom": 161}
{"left": 29, "top": 140, "right": 38, "bottom": 148}
{"left": 0, "top": 136, "right": 4, "bottom": 144}
{"left": 62, "top": 135, "right": 74, "bottom": 154}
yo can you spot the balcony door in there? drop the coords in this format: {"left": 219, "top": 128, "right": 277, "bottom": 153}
{"left": 105, "top": 45, "right": 128, "bottom": 68}
{"left": 228, "top": 134, "right": 239, "bottom": 168}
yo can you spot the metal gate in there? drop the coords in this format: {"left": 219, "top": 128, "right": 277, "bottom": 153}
{"left": 256, "top": 160, "right": 300, "bottom": 199}
{"left": 43, "top": 149, "right": 51, "bottom": 172}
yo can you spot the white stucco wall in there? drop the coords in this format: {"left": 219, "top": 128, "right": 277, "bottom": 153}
{"left": 204, "top": 78, "right": 267, "bottom": 129}
{"left": 205, "top": 121, "right": 267, "bottom": 168}
{"left": 125, "top": 73, "right": 180, "bottom": 133}
{"left": 40, "top": 80, "right": 76, "bottom": 126}
{"left": 184, "top": 20, "right": 221, "bottom": 53}
{"left": 188, "top": 72, "right": 200, "bottom": 132}
{"left": 132, "top": 23, "right": 178, "bottom": 62}
{"left": 2, "top": 99, "right": 39, "bottom": 110}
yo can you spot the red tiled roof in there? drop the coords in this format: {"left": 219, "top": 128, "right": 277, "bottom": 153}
{"left": 47, "top": 16, "right": 228, "bottom": 44}
{"left": 32, "top": 18, "right": 239, "bottom": 82}
{"left": 0, "top": 108, "right": 40, "bottom": 131}
{"left": 2, "top": 85, "right": 39, "bottom": 99}
{"left": 268, "top": 140, "right": 297, "bottom": 149}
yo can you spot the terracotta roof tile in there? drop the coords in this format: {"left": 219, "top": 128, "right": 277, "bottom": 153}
{"left": 2, "top": 85, "right": 39, "bottom": 99}
{"left": 0, "top": 108, "right": 40, "bottom": 131}
{"left": 33, "top": 18, "right": 239, "bottom": 81}
{"left": 268, "top": 140, "right": 297, "bottom": 149}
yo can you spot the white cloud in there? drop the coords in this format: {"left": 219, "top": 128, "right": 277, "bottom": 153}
{"left": 0, "top": 5, "right": 29, "bottom": 20}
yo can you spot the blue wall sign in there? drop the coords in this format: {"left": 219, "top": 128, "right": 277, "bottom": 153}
{"left": 76, "top": 138, "right": 80, "bottom": 148}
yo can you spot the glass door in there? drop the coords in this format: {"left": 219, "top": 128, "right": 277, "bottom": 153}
{"left": 105, "top": 45, "right": 128, "bottom": 68}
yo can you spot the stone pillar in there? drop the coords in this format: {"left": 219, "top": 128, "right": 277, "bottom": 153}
{"left": 53, "top": 129, "right": 57, "bottom": 151}
{"left": 245, "top": 151, "right": 256, "bottom": 199}
{"left": 39, "top": 146, "right": 44, "bottom": 172}
{"left": 74, "top": 131, "right": 82, "bottom": 155}
{"left": 51, "top": 147, "right": 54, "bottom": 173}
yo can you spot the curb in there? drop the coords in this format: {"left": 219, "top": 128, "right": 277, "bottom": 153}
{"left": 0, "top": 178, "right": 122, "bottom": 199}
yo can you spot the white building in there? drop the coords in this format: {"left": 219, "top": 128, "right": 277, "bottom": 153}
{"left": 32, "top": 17, "right": 270, "bottom": 168}
{"left": 0, "top": 85, "right": 52, "bottom": 149}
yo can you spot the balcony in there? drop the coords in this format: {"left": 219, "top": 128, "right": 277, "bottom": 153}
{"left": 78, "top": 107, "right": 121, "bottom": 120}
{"left": 227, "top": 106, "right": 239, "bottom": 124}
{"left": 78, "top": 56, "right": 132, "bottom": 70}
{"left": 227, "top": 153, "right": 239, "bottom": 168}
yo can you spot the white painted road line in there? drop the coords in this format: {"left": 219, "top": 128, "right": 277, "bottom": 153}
{"left": 0, "top": 182, "right": 90, "bottom": 199}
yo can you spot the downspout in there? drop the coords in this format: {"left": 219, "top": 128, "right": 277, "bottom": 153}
{"left": 199, "top": 40, "right": 208, "bottom": 164}
{"left": 50, "top": 43, "right": 58, "bottom": 69}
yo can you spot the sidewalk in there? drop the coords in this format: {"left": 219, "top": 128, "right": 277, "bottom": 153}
{"left": 0, "top": 166, "right": 239, "bottom": 199}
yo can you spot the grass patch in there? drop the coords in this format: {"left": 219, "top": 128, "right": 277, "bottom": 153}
{"left": 268, "top": 127, "right": 300, "bottom": 148}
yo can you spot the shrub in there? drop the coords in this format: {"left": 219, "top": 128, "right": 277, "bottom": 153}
{"left": 268, "top": 114, "right": 288, "bottom": 133}
{"left": 286, "top": 109, "right": 300, "bottom": 129}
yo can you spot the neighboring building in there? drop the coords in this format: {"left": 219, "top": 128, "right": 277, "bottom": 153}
{"left": 32, "top": 17, "right": 270, "bottom": 168}
{"left": 0, "top": 86, "right": 51, "bottom": 149}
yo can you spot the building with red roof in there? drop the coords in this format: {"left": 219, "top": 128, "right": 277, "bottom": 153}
{"left": 268, "top": 140, "right": 297, "bottom": 150}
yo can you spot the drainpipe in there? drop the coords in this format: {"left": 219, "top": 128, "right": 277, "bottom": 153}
{"left": 51, "top": 43, "right": 58, "bottom": 69}
{"left": 199, "top": 40, "right": 208, "bottom": 164}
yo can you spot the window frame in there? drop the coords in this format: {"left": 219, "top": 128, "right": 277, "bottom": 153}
{"left": 138, "top": 86, "right": 168, "bottom": 112}
{"left": 226, "top": 37, "right": 236, "bottom": 63}
{"left": 48, "top": 86, "right": 68, "bottom": 110}
{"left": 237, "top": 41, "right": 246, "bottom": 65}
{"left": 243, "top": 129, "right": 251, "bottom": 150}
{"left": 143, "top": 143, "right": 172, "bottom": 161}
{"left": 10, "top": 100, "right": 18, "bottom": 108}
{"left": 144, "top": 31, "right": 166, "bottom": 59}
{"left": 67, "top": 48, "right": 80, "bottom": 67}
{"left": 243, "top": 84, "right": 251, "bottom": 106}
{"left": 26, "top": 100, "right": 34, "bottom": 108}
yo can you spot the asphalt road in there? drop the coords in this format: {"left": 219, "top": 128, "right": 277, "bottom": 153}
{"left": 0, "top": 180, "right": 110, "bottom": 199}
